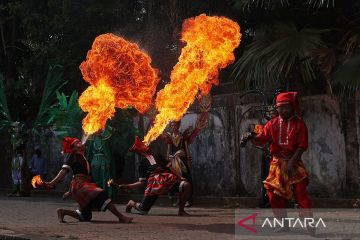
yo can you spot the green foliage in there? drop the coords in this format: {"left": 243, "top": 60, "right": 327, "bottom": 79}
{"left": 33, "top": 65, "right": 67, "bottom": 129}
{"left": 48, "top": 91, "right": 84, "bottom": 140}
{"left": 231, "top": 0, "right": 360, "bottom": 93}
{"left": 333, "top": 53, "right": 360, "bottom": 92}
{"left": 232, "top": 23, "right": 327, "bottom": 88}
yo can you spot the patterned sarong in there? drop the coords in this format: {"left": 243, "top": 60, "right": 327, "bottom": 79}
{"left": 263, "top": 157, "right": 309, "bottom": 199}
{"left": 70, "top": 174, "right": 103, "bottom": 209}
{"left": 144, "top": 169, "right": 178, "bottom": 196}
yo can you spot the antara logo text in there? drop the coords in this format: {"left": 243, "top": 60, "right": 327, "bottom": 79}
{"left": 237, "top": 213, "right": 327, "bottom": 234}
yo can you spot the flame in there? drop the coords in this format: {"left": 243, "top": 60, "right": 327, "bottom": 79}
{"left": 79, "top": 33, "right": 160, "bottom": 135}
{"left": 79, "top": 79, "right": 116, "bottom": 135}
{"left": 253, "top": 124, "right": 264, "bottom": 134}
{"left": 107, "top": 179, "right": 113, "bottom": 187}
{"left": 144, "top": 14, "right": 241, "bottom": 144}
{"left": 31, "top": 175, "right": 43, "bottom": 188}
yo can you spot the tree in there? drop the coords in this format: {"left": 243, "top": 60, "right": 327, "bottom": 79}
{"left": 230, "top": 0, "right": 360, "bottom": 93}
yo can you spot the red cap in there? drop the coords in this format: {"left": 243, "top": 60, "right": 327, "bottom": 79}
{"left": 62, "top": 137, "right": 81, "bottom": 154}
{"left": 276, "top": 92, "right": 301, "bottom": 117}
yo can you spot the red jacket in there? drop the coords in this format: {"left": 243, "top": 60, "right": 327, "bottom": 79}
{"left": 254, "top": 116, "right": 308, "bottom": 159}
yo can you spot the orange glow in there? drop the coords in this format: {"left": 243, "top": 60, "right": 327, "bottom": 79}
{"left": 31, "top": 175, "right": 43, "bottom": 188}
{"left": 107, "top": 179, "right": 113, "bottom": 187}
{"left": 253, "top": 124, "right": 264, "bottom": 134}
{"left": 144, "top": 14, "right": 241, "bottom": 144}
{"left": 79, "top": 33, "right": 159, "bottom": 135}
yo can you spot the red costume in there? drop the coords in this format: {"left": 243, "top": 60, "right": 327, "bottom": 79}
{"left": 62, "top": 138, "right": 107, "bottom": 212}
{"left": 253, "top": 92, "right": 312, "bottom": 217}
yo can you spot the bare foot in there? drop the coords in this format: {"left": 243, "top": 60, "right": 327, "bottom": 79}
{"left": 126, "top": 200, "right": 135, "bottom": 213}
{"left": 119, "top": 215, "right": 133, "bottom": 223}
{"left": 56, "top": 209, "right": 66, "bottom": 223}
{"left": 178, "top": 210, "right": 191, "bottom": 216}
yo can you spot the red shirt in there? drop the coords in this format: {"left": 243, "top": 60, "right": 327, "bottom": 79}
{"left": 254, "top": 116, "right": 308, "bottom": 159}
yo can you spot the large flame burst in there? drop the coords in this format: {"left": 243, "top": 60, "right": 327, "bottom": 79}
{"left": 79, "top": 33, "right": 159, "bottom": 135}
{"left": 144, "top": 14, "right": 241, "bottom": 144}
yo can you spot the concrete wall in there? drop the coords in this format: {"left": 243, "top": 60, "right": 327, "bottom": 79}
{"left": 301, "top": 96, "right": 346, "bottom": 197}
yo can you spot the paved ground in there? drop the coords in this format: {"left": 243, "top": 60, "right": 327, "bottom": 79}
{"left": 1, "top": 195, "right": 360, "bottom": 240}
{"left": 0, "top": 195, "right": 235, "bottom": 240}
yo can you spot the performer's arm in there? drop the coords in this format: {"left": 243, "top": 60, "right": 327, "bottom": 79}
{"left": 62, "top": 191, "right": 72, "bottom": 200}
{"left": 251, "top": 122, "right": 272, "bottom": 146}
{"left": 251, "top": 136, "right": 267, "bottom": 146}
{"left": 185, "top": 112, "right": 208, "bottom": 144}
{"left": 48, "top": 169, "right": 68, "bottom": 186}
{"left": 287, "top": 148, "right": 305, "bottom": 176}
{"left": 119, "top": 181, "right": 145, "bottom": 190}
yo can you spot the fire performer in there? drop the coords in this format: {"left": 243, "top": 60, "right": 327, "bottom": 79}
{"left": 161, "top": 114, "right": 208, "bottom": 206}
{"left": 113, "top": 137, "right": 192, "bottom": 216}
{"left": 44, "top": 137, "right": 132, "bottom": 223}
{"left": 241, "top": 92, "right": 314, "bottom": 235}
{"left": 160, "top": 95, "right": 210, "bottom": 207}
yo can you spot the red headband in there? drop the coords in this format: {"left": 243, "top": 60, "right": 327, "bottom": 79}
{"left": 62, "top": 137, "right": 81, "bottom": 153}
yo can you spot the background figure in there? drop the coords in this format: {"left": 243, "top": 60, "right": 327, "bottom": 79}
{"left": 9, "top": 149, "right": 24, "bottom": 197}
{"left": 29, "top": 148, "right": 47, "bottom": 180}
{"left": 87, "top": 127, "right": 113, "bottom": 197}
{"left": 161, "top": 111, "right": 208, "bottom": 207}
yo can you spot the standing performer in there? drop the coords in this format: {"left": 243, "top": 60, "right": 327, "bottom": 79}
{"left": 87, "top": 126, "right": 113, "bottom": 197}
{"left": 116, "top": 137, "right": 192, "bottom": 216}
{"left": 242, "top": 92, "right": 314, "bottom": 235}
{"left": 44, "top": 137, "right": 132, "bottom": 223}
{"left": 8, "top": 149, "right": 24, "bottom": 197}
{"left": 160, "top": 96, "right": 210, "bottom": 207}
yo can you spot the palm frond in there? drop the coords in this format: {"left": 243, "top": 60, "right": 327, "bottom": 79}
{"left": 231, "top": 0, "right": 289, "bottom": 11}
{"left": 231, "top": 0, "right": 336, "bottom": 11}
{"left": 33, "top": 65, "right": 67, "bottom": 128}
{"left": 305, "top": 0, "right": 335, "bottom": 8}
{"left": 333, "top": 53, "right": 360, "bottom": 92}
{"left": 232, "top": 22, "right": 327, "bottom": 88}
{"left": 48, "top": 91, "right": 84, "bottom": 139}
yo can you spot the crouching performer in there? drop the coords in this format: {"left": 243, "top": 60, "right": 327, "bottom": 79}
{"left": 116, "top": 137, "right": 192, "bottom": 216}
{"left": 44, "top": 137, "right": 132, "bottom": 223}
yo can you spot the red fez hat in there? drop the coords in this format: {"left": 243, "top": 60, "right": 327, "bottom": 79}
{"left": 276, "top": 92, "right": 301, "bottom": 117}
